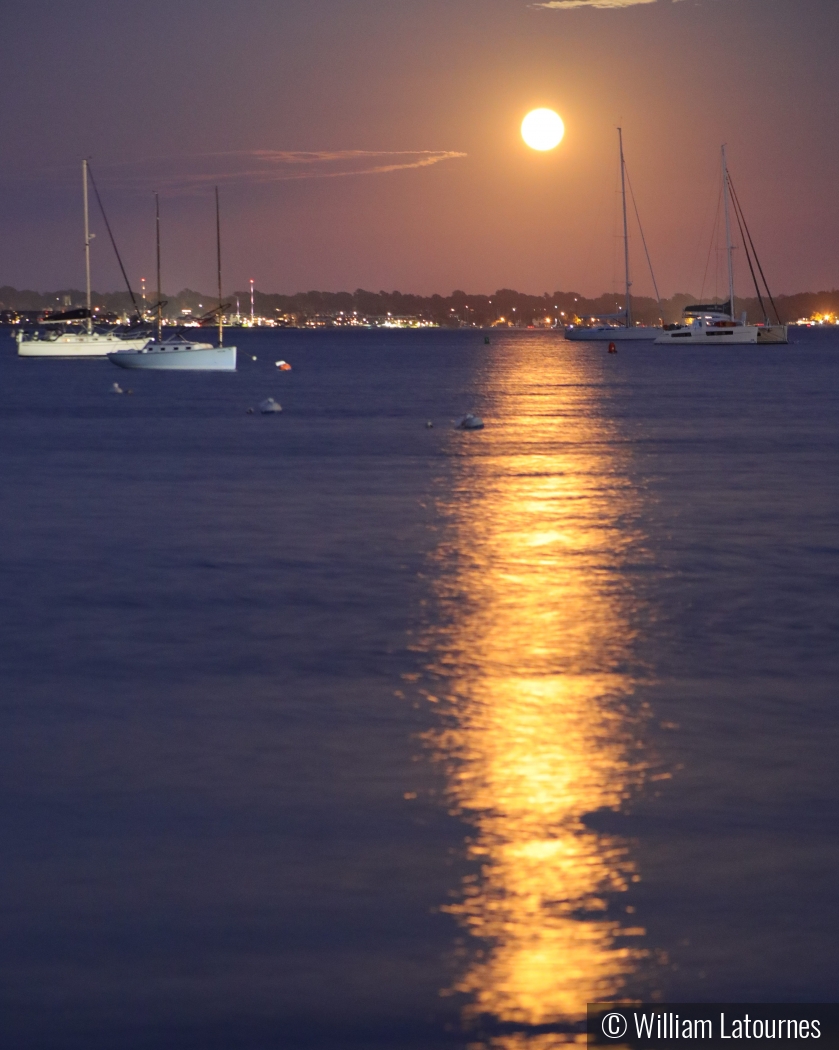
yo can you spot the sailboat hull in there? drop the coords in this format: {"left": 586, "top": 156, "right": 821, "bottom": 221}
{"left": 108, "top": 345, "right": 236, "bottom": 371}
{"left": 655, "top": 325, "right": 759, "bottom": 344}
{"left": 756, "top": 325, "right": 789, "bottom": 344}
{"left": 17, "top": 333, "right": 150, "bottom": 358}
{"left": 565, "top": 326, "right": 660, "bottom": 341}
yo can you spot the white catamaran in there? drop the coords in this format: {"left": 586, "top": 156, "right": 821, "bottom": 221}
{"left": 16, "top": 160, "right": 150, "bottom": 358}
{"left": 655, "top": 147, "right": 788, "bottom": 346}
{"left": 566, "top": 128, "right": 662, "bottom": 342}
{"left": 108, "top": 189, "right": 236, "bottom": 372}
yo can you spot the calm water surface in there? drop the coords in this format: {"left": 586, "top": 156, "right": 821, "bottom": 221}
{"left": 1, "top": 327, "right": 837, "bottom": 1048}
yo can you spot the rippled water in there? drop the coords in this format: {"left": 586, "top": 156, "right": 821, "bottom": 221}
{"left": 1, "top": 327, "right": 837, "bottom": 1048}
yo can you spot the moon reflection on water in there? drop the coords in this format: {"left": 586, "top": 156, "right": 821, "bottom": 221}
{"left": 423, "top": 337, "right": 653, "bottom": 1045}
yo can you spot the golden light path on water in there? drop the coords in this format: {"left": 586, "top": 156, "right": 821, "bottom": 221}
{"left": 424, "top": 337, "right": 650, "bottom": 1046}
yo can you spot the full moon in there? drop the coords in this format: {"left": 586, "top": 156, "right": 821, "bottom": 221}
{"left": 521, "top": 108, "right": 565, "bottom": 151}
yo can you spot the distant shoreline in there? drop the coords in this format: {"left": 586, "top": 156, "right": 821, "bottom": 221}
{"left": 2, "top": 284, "right": 838, "bottom": 328}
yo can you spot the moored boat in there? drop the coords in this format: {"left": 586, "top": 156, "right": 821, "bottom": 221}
{"left": 565, "top": 129, "right": 662, "bottom": 342}
{"left": 17, "top": 161, "right": 148, "bottom": 358}
{"left": 17, "top": 327, "right": 151, "bottom": 358}
{"left": 756, "top": 324, "right": 788, "bottom": 344}
{"left": 108, "top": 335, "right": 235, "bottom": 371}
{"left": 108, "top": 188, "right": 236, "bottom": 372}
{"left": 656, "top": 147, "right": 787, "bottom": 346}
{"left": 655, "top": 301, "right": 759, "bottom": 344}
{"left": 565, "top": 323, "right": 659, "bottom": 342}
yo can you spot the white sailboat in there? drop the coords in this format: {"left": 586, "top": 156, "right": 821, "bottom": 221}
{"left": 17, "top": 161, "right": 150, "bottom": 358}
{"left": 566, "top": 128, "right": 662, "bottom": 342}
{"left": 655, "top": 147, "right": 788, "bottom": 346}
{"left": 108, "top": 332, "right": 235, "bottom": 370}
{"left": 16, "top": 326, "right": 151, "bottom": 358}
{"left": 108, "top": 189, "right": 236, "bottom": 372}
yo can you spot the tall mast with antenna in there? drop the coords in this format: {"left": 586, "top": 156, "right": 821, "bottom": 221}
{"left": 155, "top": 192, "right": 162, "bottom": 342}
{"left": 216, "top": 187, "right": 223, "bottom": 347}
{"left": 618, "top": 128, "right": 632, "bottom": 329}
{"left": 83, "top": 159, "right": 92, "bottom": 334}
{"left": 722, "top": 144, "right": 735, "bottom": 321}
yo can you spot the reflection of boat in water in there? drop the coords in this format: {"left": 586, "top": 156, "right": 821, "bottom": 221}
{"left": 109, "top": 188, "right": 236, "bottom": 372}
{"left": 656, "top": 147, "right": 788, "bottom": 346}
{"left": 566, "top": 129, "right": 661, "bottom": 342}
{"left": 424, "top": 337, "right": 650, "bottom": 1037}
{"left": 17, "top": 161, "right": 150, "bottom": 358}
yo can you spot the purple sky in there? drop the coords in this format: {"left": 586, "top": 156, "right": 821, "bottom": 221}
{"left": 2, "top": 0, "right": 837, "bottom": 298}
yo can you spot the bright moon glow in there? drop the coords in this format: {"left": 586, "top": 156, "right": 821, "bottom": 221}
{"left": 521, "top": 109, "right": 565, "bottom": 151}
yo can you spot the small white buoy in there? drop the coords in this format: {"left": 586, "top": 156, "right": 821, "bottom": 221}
{"left": 111, "top": 382, "right": 124, "bottom": 394}
{"left": 252, "top": 355, "right": 257, "bottom": 361}
{"left": 259, "top": 397, "right": 282, "bottom": 414}
{"left": 426, "top": 421, "right": 434, "bottom": 429}
{"left": 456, "top": 413, "right": 484, "bottom": 430}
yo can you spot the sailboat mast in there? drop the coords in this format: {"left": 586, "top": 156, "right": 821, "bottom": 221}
{"left": 83, "top": 159, "right": 92, "bottom": 334}
{"left": 618, "top": 128, "right": 632, "bottom": 329}
{"left": 722, "top": 144, "right": 735, "bottom": 321}
{"left": 216, "top": 187, "right": 223, "bottom": 348}
{"left": 155, "top": 193, "right": 162, "bottom": 342}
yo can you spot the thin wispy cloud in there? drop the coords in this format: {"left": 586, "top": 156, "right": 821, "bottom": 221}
{"left": 534, "top": 0, "right": 677, "bottom": 9}
{"left": 3, "top": 149, "right": 467, "bottom": 196}
{"left": 106, "top": 150, "right": 467, "bottom": 195}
